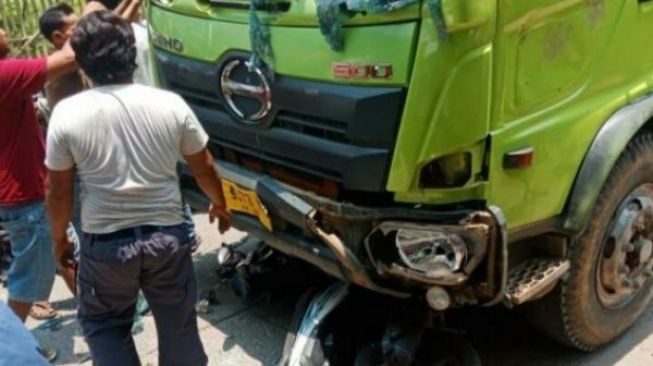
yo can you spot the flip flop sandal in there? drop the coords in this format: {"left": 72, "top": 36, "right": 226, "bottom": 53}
{"left": 30, "top": 302, "right": 58, "bottom": 320}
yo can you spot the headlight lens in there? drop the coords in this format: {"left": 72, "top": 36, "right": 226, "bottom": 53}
{"left": 365, "top": 220, "right": 490, "bottom": 282}
{"left": 395, "top": 229, "right": 467, "bottom": 275}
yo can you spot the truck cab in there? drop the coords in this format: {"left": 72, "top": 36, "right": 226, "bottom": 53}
{"left": 150, "top": 0, "right": 653, "bottom": 352}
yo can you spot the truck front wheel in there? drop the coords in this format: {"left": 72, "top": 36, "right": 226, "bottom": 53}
{"left": 530, "top": 133, "right": 653, "bottom": 350}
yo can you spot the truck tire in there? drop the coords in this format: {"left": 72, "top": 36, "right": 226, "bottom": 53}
{"left": 528, "top": 133, "right": 653, "bottom": 350}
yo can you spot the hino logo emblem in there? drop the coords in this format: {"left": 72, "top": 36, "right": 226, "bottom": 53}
{"left": 151, "top": 30, "right": 184, "bottom": 53}
{"left": 220, "top": 60, "right": 272, "bottom": 123}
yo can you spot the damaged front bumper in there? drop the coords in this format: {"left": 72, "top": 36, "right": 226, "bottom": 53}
{"left": 181, "top": 161, "right": 507, "bottom": 304}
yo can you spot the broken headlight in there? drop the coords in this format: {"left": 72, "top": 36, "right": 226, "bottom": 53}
{"left": 365, "top": 221, "right": 490, "bottom": 284}
{"left": 395, "top": 229, "right": 467, "bottom": 276}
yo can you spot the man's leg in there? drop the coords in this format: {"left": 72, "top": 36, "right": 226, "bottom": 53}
{"left": 77, "top": 233, "right": 141, "bottom": 366}
{"left": 7, "top": 299, "right": 31, "bottom": 322}
{"left": 141, "top": 225, "right": 207, "bottom": 366}
{"left": 0, "top": 203, "right": 56, "bottom": 322}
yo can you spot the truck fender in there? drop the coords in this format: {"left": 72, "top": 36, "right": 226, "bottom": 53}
{"left": 563, "top": 93, "right": 653, "bottom": 234}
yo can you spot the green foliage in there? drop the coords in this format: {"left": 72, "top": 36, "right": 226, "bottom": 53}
{"left": 0, "top": 0, "right": 85, "bottom": 57}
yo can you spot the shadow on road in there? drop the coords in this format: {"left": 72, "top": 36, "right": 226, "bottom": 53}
{"left": 33, "top": 306, "right": 92, "bottom": 365}
{"left": 458, "top": 304, "right": 653, "bottom": 366}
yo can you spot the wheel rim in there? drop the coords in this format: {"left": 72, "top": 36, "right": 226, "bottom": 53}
{"left": 596, "top": 184, "right": 653, "bottom": 309}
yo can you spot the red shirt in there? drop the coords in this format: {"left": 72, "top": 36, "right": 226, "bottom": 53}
{"left": 0, "top": 58, "right": 47, "bottom": 205}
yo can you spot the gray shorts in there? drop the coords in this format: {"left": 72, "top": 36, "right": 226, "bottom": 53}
{"left": 78, "top": 224, "right": 207, "bottom": 366}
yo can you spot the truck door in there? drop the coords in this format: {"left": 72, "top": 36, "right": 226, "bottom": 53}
{"left": 488, "top": 0, "right": 624, "bottom": 228}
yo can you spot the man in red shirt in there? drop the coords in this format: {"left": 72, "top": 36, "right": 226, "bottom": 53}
{"left": 0, "top": 27, "right": 76, "bottom": 323}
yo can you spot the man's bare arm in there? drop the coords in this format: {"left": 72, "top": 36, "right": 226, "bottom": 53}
{"left": 113, "top": 0, "right": 130, "bottom": 15}
{"left": 184, "top": 148, "right": 232, "bottom": 233}
{"left": 45, "top": 41, "right": 76, "bottom": 82}
{"left": 122, "top": 0, "right": 143, "bottom": 22}
{"left": 83, "top": 0, "right": 105, "bottom": 14}
{"left": 46, "top": 168, "right": 75, "bottom": 250}
{"left": 85, "top": 0, "right": 142, "bottom": 20}
{"left": 46, "top": 168, "right": 77, "bottom": 296}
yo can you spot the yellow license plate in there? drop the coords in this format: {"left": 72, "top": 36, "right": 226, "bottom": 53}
{"left": 221, "top": 179, "right": 273, "bottom": 231}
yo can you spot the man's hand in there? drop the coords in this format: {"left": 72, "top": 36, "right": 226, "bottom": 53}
{"left": 185, "top": 148, "right": 233, "bottom": 233}
{"left": 209, "top": 203, "right": 232, "bottom": 234}
{"left": 54, "top": 236, "right": 77, "bottom": 297}
{"left": 53, "top": 236, "right": 75, "bottom": 270}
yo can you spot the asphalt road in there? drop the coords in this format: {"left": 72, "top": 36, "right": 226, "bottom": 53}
{"left": 3, "top": 213, "right": 652, "bottom": 366}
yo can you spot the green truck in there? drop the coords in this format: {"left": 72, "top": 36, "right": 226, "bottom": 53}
{"left": 148, "top": 0, "right": 653, "bottom": 361}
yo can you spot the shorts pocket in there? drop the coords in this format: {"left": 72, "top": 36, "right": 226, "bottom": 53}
{"left": 0, "top": 216, "right": 30, "bottom": 243}
{"left": 0, "top": 204, "right": 47, "bottom": 248}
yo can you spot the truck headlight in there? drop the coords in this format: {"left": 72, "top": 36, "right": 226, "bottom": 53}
{"left": 395, "top": 229, "right": 467, "bottom": 275}
{"left": 365, "top": 220, "right": 490, "bottom": 284}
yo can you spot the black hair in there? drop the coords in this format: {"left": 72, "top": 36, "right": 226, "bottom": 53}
{"left": 70, "top": 10, "right": 136, "bottom": 85}
{"left": 39, "top": 3, "right": 75, "bottom": 42}
{"left": 87, "top": 0, "right": 121, "bottom": 10}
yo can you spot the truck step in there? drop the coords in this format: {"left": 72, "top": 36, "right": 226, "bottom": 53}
{"left": 505, "top": 259, "right": 570, "bottom": 306}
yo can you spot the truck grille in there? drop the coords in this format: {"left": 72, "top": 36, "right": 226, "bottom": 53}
{"left": 170, "top": 82, "right": 350, "bottom": 144}
{"left": 154, "top": 49, "right": 405, "bottom": 192}
{"left": 276, "top": 113, "right": 348, "bottom": 143}
{"left": 170, "top": 82, "right": 221, "bottom": 109}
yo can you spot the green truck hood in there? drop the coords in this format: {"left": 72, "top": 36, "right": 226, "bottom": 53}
{"left": 151, "top": 0, "right": 421, "bottom": 26}
{"left": 149, "top": 2, "right": 420, "bottom": 85}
